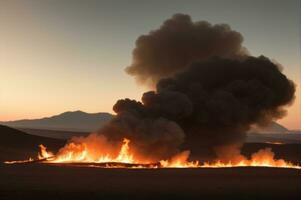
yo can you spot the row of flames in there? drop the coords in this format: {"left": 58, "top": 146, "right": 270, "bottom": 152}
{"left": 4, "top": 138, "right": 301, "bottom": 169}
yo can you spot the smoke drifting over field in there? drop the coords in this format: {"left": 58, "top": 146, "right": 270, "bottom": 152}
{"left": 98, "top": 14, "right": 295, "bottom": 161}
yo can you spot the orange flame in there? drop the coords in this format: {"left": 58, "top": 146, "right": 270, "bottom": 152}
{"left": 114, "top": 138, "right": 134, "bottom": 163}
{"left": 45, "top": 137, "right": 136, "bottom": 164}
{"left": 202, "top": 148, "right": 301, "bottom": 169}
{"left": 4, "top": 137, "right": 301, "bottom": 169}
{"left": 38, "top": 144, "right": 54, "bottom": 160}
{"left": 160, "top": 151, "right": 199, "bottom": 168}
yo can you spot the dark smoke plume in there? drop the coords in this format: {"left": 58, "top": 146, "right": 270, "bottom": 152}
{"left": 126, "top": 13, "right": 248, "bottom": 86}
{"left": 98, "top": 14, "right": 295, "bottom": 160}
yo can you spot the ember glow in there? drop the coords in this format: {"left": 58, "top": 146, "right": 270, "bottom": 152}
{"left": 264, "top": 141, "right": 285, "bottom": 145}
{"left": 4, "top": 137, "right": 301, "bottom": 169}
{"left": 4, "top": 157, "right": 34, "bottom": 164}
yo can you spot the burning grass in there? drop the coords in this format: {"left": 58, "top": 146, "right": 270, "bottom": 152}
{"left": 4, "top": 137, "right": 301, "bottom": 169}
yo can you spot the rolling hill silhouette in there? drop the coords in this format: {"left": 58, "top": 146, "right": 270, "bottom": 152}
{"left": 1, "top": 110, "right": 289, "bottom": 134}
{"left": 249, "top": 122, "right": 289, "bottom": 134}
{"left": 0, "top": 125, "right": 64, "bottom": 162}
{"left": 0, "top": 111, "right": 113, "bottom": 132}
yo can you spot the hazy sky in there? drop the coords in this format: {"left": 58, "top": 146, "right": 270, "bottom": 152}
{"left": 1, "top": 0, "right": 300, "bottom": 129}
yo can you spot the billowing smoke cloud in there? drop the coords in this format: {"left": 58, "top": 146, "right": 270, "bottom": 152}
{"left": 98, "top": 14, "right": 295, "bottom": 161}
{"left": 100, "top": 99, "right": 185, "bottom": 161}
{"left": 126, "top": 13, "right": 248, "bottom": 86}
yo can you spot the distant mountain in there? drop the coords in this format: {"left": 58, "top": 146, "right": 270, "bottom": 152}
{"left": 0, "top": 111, "right": 114, "bottom": 132}
{"left": 246, "top": 132, "right": 301, "bottom": 144}
{"left": 0, "top": 111, "right": 293, "bottom": 135}
{"left": 249, "top": 121, "right": 289, "bottom": 134}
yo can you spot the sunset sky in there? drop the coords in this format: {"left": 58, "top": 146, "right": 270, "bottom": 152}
{"left": 1, "top": 0, "right": 300, "bottom": 129}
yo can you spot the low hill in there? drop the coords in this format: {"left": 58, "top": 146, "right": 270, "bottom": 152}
{"left": 19, "top": 128, "right": 89, "bottom": 139}
{"left": 0, "top": 111, "right": 113, "bottom": 132}
{"left": 249, "top": 121, "right": 289, "bottom": 134}
{"left": 246, "top": 133, "right": 301, "bottom": 144}
{"left": 0, "top": 125, "right": 65, "bottom": 162}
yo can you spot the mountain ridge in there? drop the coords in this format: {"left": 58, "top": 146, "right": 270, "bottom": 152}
{"left": 0, "top": 111, "right": 114, "bottom": 132}
{"left": 249, "top": 122, "right": 289, "bottom": 134}
{"left": 0, "top": 110, "right": 293, "bottom": 134}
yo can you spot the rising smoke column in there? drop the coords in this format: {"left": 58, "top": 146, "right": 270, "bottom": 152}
{"left": 126, "top": 13, "right": 248, "bottom": 86}
{"left": 98, "top": 14, "right": 295, "bottom": 161}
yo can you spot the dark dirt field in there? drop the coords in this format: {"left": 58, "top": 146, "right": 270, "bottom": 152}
{"left": 1, "top": 163, "right": 301, "bottom": 200}
{"left": 1, "top": 125, "right": 301, "bottom": 199}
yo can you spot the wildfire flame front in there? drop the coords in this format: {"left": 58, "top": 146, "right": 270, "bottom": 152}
{"left": 4, "top": 138, "right": 301, "bottom": 169}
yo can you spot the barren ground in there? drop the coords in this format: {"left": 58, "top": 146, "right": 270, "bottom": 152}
{"left": 1, "top": 125, "right": 301, "bottom": 199}
{"left": 1, "top": 163, "right": 301, "bottom": 199}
